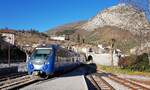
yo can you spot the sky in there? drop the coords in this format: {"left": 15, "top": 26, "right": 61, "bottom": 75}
{"left": 0, "top": 0, "right": 119, "bottom": 32}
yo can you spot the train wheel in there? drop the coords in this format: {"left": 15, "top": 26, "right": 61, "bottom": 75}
{"left": 39, "top": 73, "right": 49, "bottom": 79}
{"left": 44, "top": 75, "right": 49, "bottom": 79}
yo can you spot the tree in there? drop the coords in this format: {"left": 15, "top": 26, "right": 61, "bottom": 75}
{"left": 82, "top": 38, "right": 85, "bottom": 43}
{"left": 77, "top": 34, "right": 80, "bottom": 43}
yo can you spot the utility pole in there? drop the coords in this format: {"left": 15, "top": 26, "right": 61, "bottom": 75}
{"left": 8, "top": 44, "right": 10, "bottom": 67}
{"left": 110, "top": 39, "right": 115, "bottom": 66}
{"left": 77, "top": 34, "right": 80, "bottom": 43}
{"left": 66, "top": 34, "right": 70, "bottom": 41}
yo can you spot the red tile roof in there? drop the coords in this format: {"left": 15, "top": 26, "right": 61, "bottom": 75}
{"left": 0, "top": 29, "right": 16, "bottom": 34}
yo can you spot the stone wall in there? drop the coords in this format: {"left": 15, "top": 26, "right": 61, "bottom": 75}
{"left": 87, "top": 53, "right": 120, "bottom": 66}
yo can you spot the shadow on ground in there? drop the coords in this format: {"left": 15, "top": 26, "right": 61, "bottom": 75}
{"left": 58, "top": 63, "right": 97, "bottom": 90}
{"left": 61, "top": 63, "right": 97, "bottom": 77}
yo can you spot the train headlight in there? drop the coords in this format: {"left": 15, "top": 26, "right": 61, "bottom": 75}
{"left": 44, "top": 61, "right": 50, "bottom": 64}
{"left": 43, "top": 64, "right": 48, "bottom": 70}
{"left": 30, "top": 64, "right": 34, "bottom": 69}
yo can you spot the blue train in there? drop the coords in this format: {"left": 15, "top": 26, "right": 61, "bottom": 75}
{"left": 27, "top": 44, "right": 83, "bottom": 77}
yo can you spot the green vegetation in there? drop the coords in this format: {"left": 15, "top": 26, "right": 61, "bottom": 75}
{"left": 114, "top": 40, "right": 137, "bottom": 53}
{"left": 119, "top": 53, "right": 150, "bottom": 71}
{"left": 56, "top": 30, "right": 76, "bottom": 35}
{"left": 16, "top": 30, "right": 49, "bottom": 45}
{"left": 18, "top": 29, "right": 48, "bottom": 37}
{"left": 85, "top": 36, "right": 137, "bottom": 53}
{"left": 98, "top": 53, "right": 150, "bottom": 76}
{"left": 98, "top": 65, "right": 150, "bottom": 77}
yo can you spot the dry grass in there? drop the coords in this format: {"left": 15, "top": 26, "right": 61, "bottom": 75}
{"left": 97, "top": 65, "right": 150, "bottom": 77}
{"left": 15, "top": 32, "right": 49, "bottom": 45}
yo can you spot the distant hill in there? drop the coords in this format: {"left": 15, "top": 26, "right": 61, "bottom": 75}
{"left": 15, "top": 30, "right": 50, "bottom": 46}
{"left": 0, "top": 29, "right": 50, "bottom": 46}
{"left": 47, "top": 21, "right": 86, "bottom": 35}
{"left": 84, "top": 26, "right": 138, "bottom": 53}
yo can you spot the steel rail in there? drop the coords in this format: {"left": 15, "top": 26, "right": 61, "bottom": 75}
{"left": 108, "top": 75, "right": 150, "bottom": 90}
{"left": 88, "top": 74, "right": 115, "bottom": 90}
{"left": 97, "top": 71, "right": 150, "bottom": 90}
{"left": 0, "top": 72, "right": 27, "bottom": 82}
{"left": 0, "top": 75, "right": 38, "bottom": 90}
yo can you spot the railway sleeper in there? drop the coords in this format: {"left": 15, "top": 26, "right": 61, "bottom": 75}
{"left": 92, "top": 75, "right": 115, "bottom": 90}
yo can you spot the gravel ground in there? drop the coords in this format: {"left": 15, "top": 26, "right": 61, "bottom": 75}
{"left": 130, "top": 79, "right": 150, "bottom": 86}
{"left": 102, "top": 76, "right": 129, "bottom": 90}
{"left": 118, "top": 74, "right": 150, "bottom": 88}
{"left": 118, "top": 74, "right": 150, "bottom": 81}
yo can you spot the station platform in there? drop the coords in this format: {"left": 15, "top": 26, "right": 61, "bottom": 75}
{"left": 20, "top": 64, "right": 96, "bottom": 90}
{"left": 21, "top": 75, "right": 88, "bottom": 90}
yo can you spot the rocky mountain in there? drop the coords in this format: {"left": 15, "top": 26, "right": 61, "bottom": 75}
{"left": 81, "top": 4, "right": 150, "bottom": 34}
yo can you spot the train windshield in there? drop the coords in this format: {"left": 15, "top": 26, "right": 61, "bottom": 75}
{"left": 31, "top": 48, "right": 52, "bottom": 61}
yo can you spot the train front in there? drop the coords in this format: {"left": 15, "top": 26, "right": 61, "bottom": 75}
{"left": 27, "top": 46, "right": 55, "bottom": 77}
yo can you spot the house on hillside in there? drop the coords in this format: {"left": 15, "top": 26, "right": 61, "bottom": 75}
{"left": 50, "top": 35, "right": 66, "bottom": 41}
{"left": 0, "top": 30, "right": 15, "bottom": 45}
{"left": 71, "top": 44, "right": 95, "bottom": 54}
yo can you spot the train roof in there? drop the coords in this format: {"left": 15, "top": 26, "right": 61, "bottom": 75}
{"left": 36, "top": 44, "right": 59, "bottom": 49}
{"left": 36, "top": 47, "right": 52, "bottom": 49}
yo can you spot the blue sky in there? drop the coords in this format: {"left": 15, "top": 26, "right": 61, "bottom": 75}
{"left": 0, "top": 0, "right": 118, "bottom": 32}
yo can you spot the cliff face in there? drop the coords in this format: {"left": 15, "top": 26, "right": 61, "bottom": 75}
{"left": 81, "top": 4, "right": 150, "bottom": 34}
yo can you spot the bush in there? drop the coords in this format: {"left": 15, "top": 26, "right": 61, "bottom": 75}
{"left": 56, "top": 30, "right": 76, "bottom": 36}
{"left": 118, "top": 55, "right": 137, "bottom": 68}
{"left": 119, "top": 53, "right": 150, "bottom": 71}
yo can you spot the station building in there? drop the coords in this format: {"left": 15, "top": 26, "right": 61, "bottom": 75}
{"left": 0, "top": 29, "right": 15, "bottom": 45}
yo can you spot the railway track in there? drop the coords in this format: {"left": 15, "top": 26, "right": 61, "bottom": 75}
{"left": 87, "top": 74, "right": 115, "bottom": 90}
{"left": 97, "top": 71, "right": 150, "bottom": 90}
{"left": 0, "top": 72, "right": 27, "bottom": 82}
{"left": 82, "top": 64, "right": 150, "bottom": 90}
{"left": 0, "top": 75, "right": 39, "bottom": 90}
{"left": 0, "top": 65, "right": 85, "bottom": 90}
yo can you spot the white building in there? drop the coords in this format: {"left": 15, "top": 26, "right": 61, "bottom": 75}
{"left": 0, "top": 30, "right": 15, "bottom": 45}
{"left": 50, "top": 35, "right": 66, "bottom": 41}
{"left": 71, "top": 44, "right": 93, "bottom": 54}
{"left": 86, "top": 44, "right": 123, "bottom": 66}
